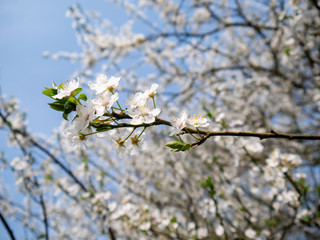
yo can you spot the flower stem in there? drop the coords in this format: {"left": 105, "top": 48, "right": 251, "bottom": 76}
{"left": 185, "top": 128, "right": 200, "bottom": 140}
{"left": 124, "top": 128, "right": 136, "bottom": 141}
{"left": 116, "top": 100, "right": 124, "bottom": 112}
{"left": 152, "top": 96, "right": 156, "bottom": 108}
{"left": 138, "top": 127, "right": 146, "bottom": 138}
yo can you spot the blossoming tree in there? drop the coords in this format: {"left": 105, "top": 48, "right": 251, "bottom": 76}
{"left": 1, "top": 0, "right": 320, "bottom": 239}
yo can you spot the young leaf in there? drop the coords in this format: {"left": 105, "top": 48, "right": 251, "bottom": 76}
{"left": 199, "top": 177, "right": 216, "bottom": 197}
{"left": 62, "top": 112, "right": 69, "bottom": 120}
{"left": 48, "top": 102, "right": 65, "bottom": 111}
{"left": 42, "top": 88, "right": 58, "bottom": 98}
{"left": 73, "top": 88, "right": 82, "bottom": 96}
{"left": 64, "top": 97, "right": 77, "bottom": 110}
{"left": 165, "top": 141, "right": 191, "bottom": 152}
{"left": 57, "top": 83, "right": 65, "bottom": 89}
{"left": 78, "top": 93, "right": 87, "bottom": 101}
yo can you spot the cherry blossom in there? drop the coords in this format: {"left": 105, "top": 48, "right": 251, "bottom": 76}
{"left": 65, "top": 125, "right": 92, "bottom": 149}
{"left": 126, "top": 130, "right": 147, "bottom": 156}
{"left": 73, "top": 99, "right": 96, "bottom": 131}
{"left": 88, "top": 74, "right": 120, "bottom": 94}
{"left": 126, "top": 92, "right": 148, "bottom": 109}
{"left": 53, "top": 78, "right": 80, "bottom": 99}
{"left": 92, "top": 91, "right": 119, "bottom": 117}
{"left": 108, "top": 129, "right": 128, "bottom": 158}
{"left": 127, "top": 104, "right": 161, "bottom": 125}
{"left": 144, "top": 83, "right": 158, "bottom": 98}
{"left": 187, "top": 114, "right": 209, "bottom": 128}
{"left": 169, "top": 111, "right": 188, "bottom": 136}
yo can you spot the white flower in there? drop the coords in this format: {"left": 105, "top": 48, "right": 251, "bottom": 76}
{"left": 283, "top": 153, "right": 302, "bottom": 167}
{"left": 11, "top": 157, "right": 28, "bottom": 171}
{"left": 108, "top": 129, "right": 128, "bottom": 158}
{"left": 53, "top": 78, "right": 80, "bottom": 99}
{"left": 127, "top": 92, "right": 148, "bottom": 109}
{"left": 245, "top": 141, "right": 264, "bottom": 155}
{"left": 127, "top": 129, "right": 147, "bottom": 156}
{"left": 187, "top": 114, "right": 209, "bottom": 128}
{"left": 144, "top": 83, "right": 158, "bottom": 98}
{"left": 197, "top": 228, "right": 208, "bottom": 238}
{"left": 65, "top": 126, "right": 92, "bottom": 149}
{"left": 170, "top": 111, "right": 188, "bottom": 136}
{"left": 88, "top": 74, "right": 120, "bottom": 94}
{"left": 93, "top": 91, "right": 119, "bottom": 117}
{"left": 244, "top": 228, "right": 256, "bottom": 239}
{"left": 215, "top": 225, "right": 224, "bottom": 236}
{"left": 127, "top": 104, "right": 161, "bottom": 125}
{"left": 266, "top": 149, "right": 280, "bottom": 167}
{"left": 140, "top": 222, "right": 151, "bottom": 231}
{"left": 11, "top": 112, "right": 26, "bottom": 130}
{"left": 74, "top": 99, "right": 96, "bottom": 131}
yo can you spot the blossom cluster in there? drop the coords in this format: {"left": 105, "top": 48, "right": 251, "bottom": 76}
{"left": 170, "top": 112, "right": 209, "bottom": 136}
{"left": 43, "top": 74, "right": 210, "bottom": 155}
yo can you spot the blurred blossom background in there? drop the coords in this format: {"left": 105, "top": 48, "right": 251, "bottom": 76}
{"left": 0, "top": 0, "right": 320, "bottom": 239}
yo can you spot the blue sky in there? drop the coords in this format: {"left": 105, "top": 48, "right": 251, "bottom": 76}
{"left": 0, "top": 0, "right": 127, "bottom": 135}
{"left": 0, "top": 1, "right": 125, "bottom": 238}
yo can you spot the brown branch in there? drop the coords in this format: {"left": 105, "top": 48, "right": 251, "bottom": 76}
{"left": 0, "top": 209, "right": 16, "bottom": 240}
{"left": 184, "top": 128, "right": 320, "bottom": 141}
{"left": 92, "top": 113, "right": 320, "bottom": 142}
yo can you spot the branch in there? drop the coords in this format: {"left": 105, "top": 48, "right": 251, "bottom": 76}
{"left": 30, "top": 140, "right": 88, "bottom": 192}
{"left": 39, "top": 195, "right": 49, "bottom": 240}
{"left": 184, "top": 129, "right": 320, "bottom": 141}
{"left": 92, "top": 113, "right": 320, "bottom": 143}
{"left": 0, "top": 209, "right": 16, "bottom": 240}
{"left": 0, "top": 111, "right": 88, "bottom": 192}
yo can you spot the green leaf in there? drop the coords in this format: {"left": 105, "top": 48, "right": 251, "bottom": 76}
{"left": 166, "top": 141, "right": 185, "bottom": 149}
{"left": 42, "top": 88, "right": 58, "bottom": 98}
{"left": 284, "top": 47, "right": 290, "bottom": 56}
{"left": 170, "top": 216, "right": 177, "bottom": 223}
{"left": 64, "top": 108, "right": 72, "bottom": 114}
{"left": 99, "top": 171, "right": 105, "bottom": 188}
{"left": 181, "top": 143, "right": 191, "bottom": 151}
{"left": 212, "top": 155, "right": 219, "bottom": 163}
{"left": 199, "top": 177, "right": 216, "bottom": 197}
{"left": 96, "top": 127, "right": 108, "bottom": 132}
{"left": 57, "top": 83, "right": 65, "bottom": 89}
{"left": 73, "top": 88, "right": 82, "bottom": 96}
{"left": 265, "top": 219, "right": 280, "bottom": 227}
{"left": 64, "top": 97, "right": 77, "bottom": 110}
{"left": 78, "top": 93, "right": 87, "bottom": 101}
{"left": 221, "top": 119, "right": 228, "bottom": 128}
{"left": 37, "top": 234, "right": 46, "bottom": 239}
{"left": 44, "top": 175, "right": 52, "bottom": 180}
{"left": 48, "top": 102, "right": 65, "bottom": 112}
{"left": 165, "top": 141, "right": 191, "bottom": 152}
{"left": 300, "top": 215, "right": 311, "bottom": 223}
{"left": 62, "top": 112, "right": 69, "bottom": 121}
{"left": 202, "top": 104, "right": 214, "bottom": 120}
{"left": 68, "top": 97, "right": 78, "bottom": 105}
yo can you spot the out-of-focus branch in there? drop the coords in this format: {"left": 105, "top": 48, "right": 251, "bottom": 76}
{"left": 0, "top": 111, "right": 88, "bottom": 192}
{"left": 0, "top": 209, "right": 16, "bottom": 240}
